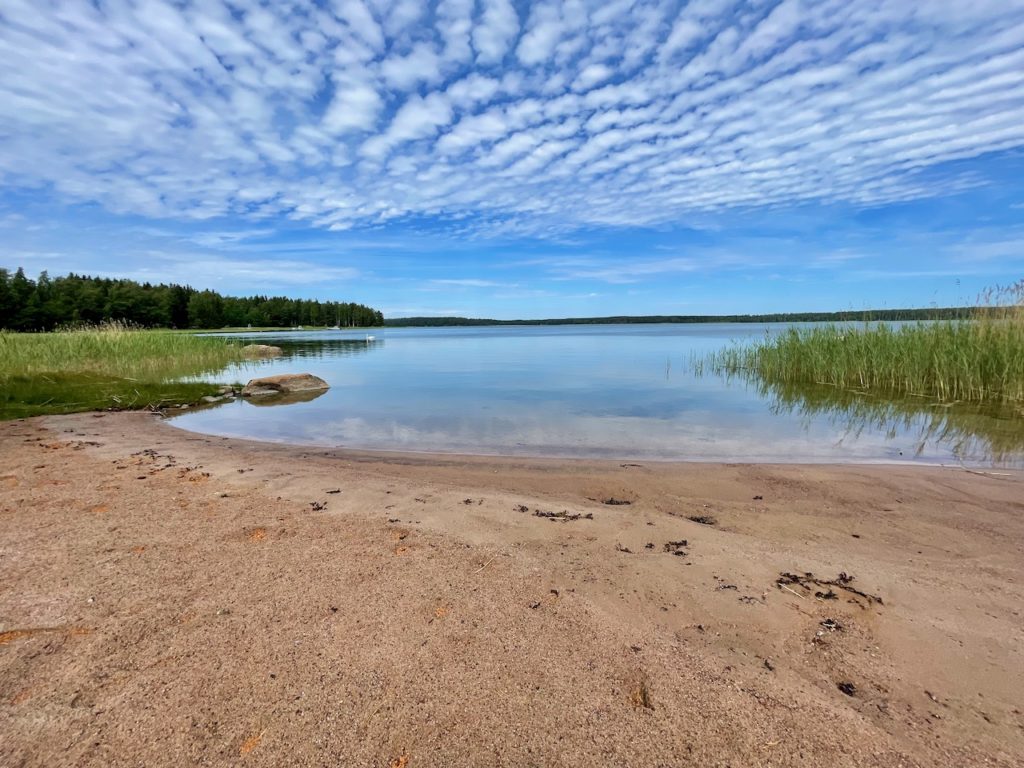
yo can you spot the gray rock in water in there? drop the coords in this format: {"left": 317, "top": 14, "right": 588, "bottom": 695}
{"left": 241, "top": 373, "right": 330, "bottom": 397}
{"left": 241, "top": 344, "right": 283, "bottom": 358}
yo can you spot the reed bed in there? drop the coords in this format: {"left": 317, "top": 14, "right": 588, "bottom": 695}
{"left": 2, "top": 321, "right": 243, "bottom": 379}
{"left": 1, "top": 322, "right": 245, "bottom": 418}
{"left": 703, "top": 283, "right": 1024, "bottom": 404}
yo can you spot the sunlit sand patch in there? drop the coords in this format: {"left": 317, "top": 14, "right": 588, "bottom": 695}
{"left": 0, "top": 625, "right": 92, "bottom": 645}
{"left": 239, "top": 729, "right": 266, "bottom": 756}
{"left": 629, "top": 674, "right": 654, "bottom": 711}
{"left": 10, "top": 686, "right": 33, "bottom": 705}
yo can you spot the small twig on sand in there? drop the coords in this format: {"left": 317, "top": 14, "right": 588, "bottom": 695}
{"left": 474, "top": 555, "right": 496, "bottom": 574}
{"left": 779, "top": 584, "right": 806, "bottom": 600}
{"left": 956, "top": 465, "right": 1012, "bottom": 478}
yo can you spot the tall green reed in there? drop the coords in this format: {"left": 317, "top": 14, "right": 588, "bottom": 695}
{"left": 1, "top": 321, "right": 243, "bottom": 381}
{"left": 0, "top": 323, "right": 247, "bottom": 418}
{"left": 704, "top": 281, "right": 1024, "bottom": 404}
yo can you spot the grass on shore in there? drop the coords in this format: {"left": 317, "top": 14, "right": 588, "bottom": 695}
{"left": 1, "top": 323, "right": 245, "bottom": 419}
{"left": 701, "top": 284, "right": 1024, "bottom": 404}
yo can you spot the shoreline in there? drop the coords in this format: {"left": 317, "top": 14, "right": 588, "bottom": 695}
{"left": 165, "top": 407, "right": 1015, "bottom": 469}
{"left": 155, "top": 410, "right": 1015, "bottom": 476}
{"left": 163, "top": 417, "right": 1019, "bottom": 469}
{"left": 2, "top": 411, "right": 1023, "bottom": 766}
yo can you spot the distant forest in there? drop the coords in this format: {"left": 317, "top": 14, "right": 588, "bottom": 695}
{"left": 0, "top": 268, "right": 384, "bottom": 331}
{"left": 385, "top": 308, "right": 978, "bottom": 327}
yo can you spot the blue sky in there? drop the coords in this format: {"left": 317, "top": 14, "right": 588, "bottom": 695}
{"left": 2, "top": 0, "right": 1024, "bottom": 319}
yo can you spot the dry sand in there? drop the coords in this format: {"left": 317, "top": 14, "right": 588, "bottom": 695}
{"left": 1, "top": 411, "right": 1023, "bottom": 767}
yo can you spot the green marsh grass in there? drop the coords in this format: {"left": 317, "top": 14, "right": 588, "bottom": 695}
{"left": 1, "top": 322, "right": 245, "bottom": 418}
{"left": 701, "top": 283, "right": 1024, "bottom": 404}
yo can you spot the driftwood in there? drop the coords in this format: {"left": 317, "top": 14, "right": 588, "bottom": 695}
{"left": 776, "top": 571, "right": 883, "bottom": 605}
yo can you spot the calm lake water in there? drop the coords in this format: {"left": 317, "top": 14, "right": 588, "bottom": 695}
{"left": 169, "top": 324, "right": 1024, "bottom": 466}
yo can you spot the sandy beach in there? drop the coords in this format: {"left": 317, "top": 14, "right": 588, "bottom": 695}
{"left": 1, "top": 411, "right": 1022, "bottom": 766}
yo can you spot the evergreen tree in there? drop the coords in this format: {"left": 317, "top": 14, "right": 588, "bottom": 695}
{"left": 0, "top": 269, "right": 12, "bottom": 328}
{"left": 187, "top": 290, "right": 224, "bottom": 328}
{"left": 0, "top": 267, "right": 384, "bottom": 331}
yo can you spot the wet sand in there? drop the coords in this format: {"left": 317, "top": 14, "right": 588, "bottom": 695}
{"left": 1, "top": 411, "right": 1023, "bottom": 767}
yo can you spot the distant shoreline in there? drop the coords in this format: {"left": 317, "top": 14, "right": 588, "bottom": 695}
{"left": 383, "top": 306, "right": 976, "bottom": 327}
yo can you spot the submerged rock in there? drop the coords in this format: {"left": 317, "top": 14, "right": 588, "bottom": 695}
{"left": 241, "top": 344, "right": 283, "bottom": 358}
{"left": 241, "top": 373, "right": 329, "bottom": 398}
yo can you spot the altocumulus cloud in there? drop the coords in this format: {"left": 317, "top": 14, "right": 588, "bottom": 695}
{"left": 2, "top": 0, "right": 1024, "bottom": 236}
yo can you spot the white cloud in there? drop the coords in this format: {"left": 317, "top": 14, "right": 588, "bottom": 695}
{"left": 332, "top": 0, "right": 384, "bottom": 51}
{"left": 551, "top": 256, "right": 702, "bottom": 284}
{"left": 323, "top": 73, "right": 382, "bottom": 133}
{"left": 473, "top": 0, "right": 520, "bottom": 64}
{"left": 429, "top": 278, "right": 507, "bottom": 287}
{"left": 446, "top": 74, "right": 502, "bottom": 108}
{"left": 516, "top": 2, "right": 566, "bottom": 66}
{"left": 0, "top": 0, "right": 1023, "bottom": 237}
{"left": 361, "top": 92, "right": 454, "bottom": 160}
{"left": 380, "top": 42, "right": 444, "bottom": 90}
{"left": 437, "top": 109, "right": 511, "bottom": 154}
{"left": 436, "top": 0, "right": 475, "bottom": 65}
{"left": 573, "top": 63, "right": 614, "bottom": 91}
{"left": 9, "top": 248, "right": 360, "bottom": 288}
{"left": 662, "top": 18, "right": 704, "bottom": 59}
{"left": 946, "top": 236, "right": 1024, "bottom": 262}
{"left": 381, "top": 0, "right": 424, "bottom": 36}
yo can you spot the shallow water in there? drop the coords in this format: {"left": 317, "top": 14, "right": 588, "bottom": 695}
{"left": 169, "top": 324, "right": 1024, "bottom": 466}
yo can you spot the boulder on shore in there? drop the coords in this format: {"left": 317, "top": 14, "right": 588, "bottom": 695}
{"left": 241, "top": 344, "right": 283, "bottom": 358}
{"left": 241, "top": 373, "right": 329, "bottom": 398}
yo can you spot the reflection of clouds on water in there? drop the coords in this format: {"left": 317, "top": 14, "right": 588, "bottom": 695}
{"left": 170, "top": 327, "right": 1024, "bottom": 467}
{"left": 319, "top": 414, "right": 927, "bottom": 462}
{"left": 173, "top": 406, "right": 933, "bottom": 464}
{"left": 744, "top": 379, "right": 1024, "bottom": 468}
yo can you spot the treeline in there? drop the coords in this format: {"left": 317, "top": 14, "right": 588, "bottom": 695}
{"left": 384, "top": 308, "right": 978, "bottom": 327}
{"left": 0, "top": 268, "right": 383, "bottom": 331}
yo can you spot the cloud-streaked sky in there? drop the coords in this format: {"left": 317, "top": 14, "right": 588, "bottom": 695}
{"left": 3, "top": 0, "right": 1024, "bottom": 318}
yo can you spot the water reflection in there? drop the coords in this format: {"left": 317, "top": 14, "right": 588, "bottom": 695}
{"left": 245, "top": 388, "right": 329, "bottom": 407}
{"left": 173, "top": 326, "right": 1024, "bottom": 466}
{"left": 732, "top": 375, "right": 1024, "bottom": 466}
{"left": 242, "top": 336, "right": 383, "bottom": 360}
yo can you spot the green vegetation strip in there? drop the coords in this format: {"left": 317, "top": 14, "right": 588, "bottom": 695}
{"left": 0, "top": 267, "right": 383, "bottom": 331}
{"left": 1, "top": 324, "right": 245, "bottom": 419}
{"left": 702, "top": 308, "right": 1024, "bottom": 404}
